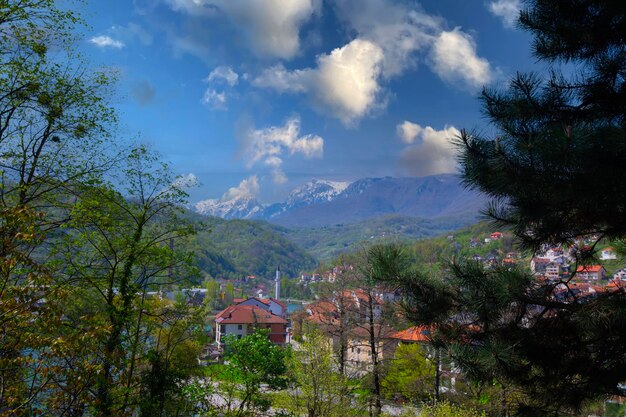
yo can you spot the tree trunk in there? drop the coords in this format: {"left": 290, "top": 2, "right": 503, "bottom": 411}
{"left": 367, "top": 290, "right": 381, "bottom": 416}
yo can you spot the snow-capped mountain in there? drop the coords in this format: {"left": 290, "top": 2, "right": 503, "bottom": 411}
{"left": 195, "top": 179, "right": 350, "bottom": 220}
{"left": 195, "top": 196, "right": 263, "bottom": 220}
{"left": 194, "top": 174, "right": 486, "bottom": 227}
{"left": 287, "top": 179, "right": 349, "bottom": 205}
{"left": 262, "top": 179, "right": 350, "bottom": 219}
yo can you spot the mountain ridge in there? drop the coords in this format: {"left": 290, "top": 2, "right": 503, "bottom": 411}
{"left": 195, "top": 174, "right": 486, "bottom": 227}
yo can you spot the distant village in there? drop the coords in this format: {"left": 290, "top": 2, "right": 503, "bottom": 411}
{"left": 168, "top": 229, "right": 626, "bottom": 379}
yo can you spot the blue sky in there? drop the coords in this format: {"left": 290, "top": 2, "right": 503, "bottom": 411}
{"left": 79, "top": 0, "right": 537, "bottom": 204}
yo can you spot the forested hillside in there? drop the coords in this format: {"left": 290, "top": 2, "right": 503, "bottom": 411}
{"left": 185, "top": 215, "right": 318, "bottom": 280}
{"left": 281, "top": 213, "right": 479, "bottom": 261}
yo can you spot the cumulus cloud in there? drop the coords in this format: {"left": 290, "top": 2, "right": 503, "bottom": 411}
{"left": 332, "top": 0, "right": 440, "bottom": 78}
{"left": 221, "top": 175, "right": 260, "bottom": 200}
{"left": 397, "top": 120, "right": 423, "bottom": 144}
{"left": 314, "top": 39, "right": 384, "bottom": 124}
{"left": 430, "top": 28, "right": 493, "bottom": 89}
{"left": 254, "top": 0, "right": 493, "bottom": 122}
{"left": 202, "top": 89, "right": 227, "bottom": 109}
{"left": 488, "top": 0, "right": 521, "bottom": 28}
{"left": 397, "top": 121, "right": 460, "bottom": 176}
{"left": 89, "top": 35, "right": 125, "bottom": 49}
{"left": 253, "top": 39, "right": 384, "bottom": 125}
{"left": 243, "top": 117, "right": 323, "bottom": 183}
{"left": 206, "top": 66, "right": 239, "bottom": 86}
{"left": 194, "top": 175, "right": 259, "bottom": 214}
{"left": 165, "top": 0, "right": 319, "bottom": 59}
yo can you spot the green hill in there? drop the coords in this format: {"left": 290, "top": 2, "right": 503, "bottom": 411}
{"left": 277, "top": 213, "right": 479, "bottom": 261}
{"left": 187, "top": 215, "right": 318, "bottom": 281}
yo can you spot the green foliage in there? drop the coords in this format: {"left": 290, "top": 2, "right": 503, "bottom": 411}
{"left": 409, "top": 222, "right": 518, "bottom": 264}
{"left": 282, "top": 214, "right": 479, "bottom": 261}
{"left": 222, "top": 330, "right": 290, "bottom": 415}
{"left": 383, "top": 1, "right": 626, "bottom": 415}
{"left": 223, "top": 330, "right": 290, "bottom": 390}
{"left": 203, "top": 278, "right": 221, "bottom": 311}
{"left": 0, "top": 1, "right": 122, "bottom": 414}
{"left": 186, "top": 216, "right": 318, "bottom": 280}
{"left": 287, "top": 330, "right": 361, "bottom": 417}
{"left": 280, "top": 276, "right": 312, "bottom": 300}
{"left": 187, "top": 330, "right": 290, "bottom": 417}
{"left": 421, "top": 402, "right": 486, "bottom": 417}
{"left": 382, "top": 343, "right": 435, "bottom": 403}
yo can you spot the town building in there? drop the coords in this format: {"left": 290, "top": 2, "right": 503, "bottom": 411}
{"left": 575, "top": 265, "right": 607, "bottom": 281}
{"left": 214, "top": 304, "right": 288, "bottom": 346}
{"left": 600, "top": 247, "right": 617, "bottom": 260}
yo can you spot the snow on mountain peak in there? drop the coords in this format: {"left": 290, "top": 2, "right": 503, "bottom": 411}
{"left": 287, "top": 179, "right": 350, "bottom": 204}
{"left": 195, "top": 195, "right": 263, "bottom": 219}
{"left": 194, "top": 178, "right": 351, "bottom": 220}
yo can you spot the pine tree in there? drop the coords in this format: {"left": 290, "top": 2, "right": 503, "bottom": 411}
{"left": 379, "top": 1, "right": 626, "bottom": 415}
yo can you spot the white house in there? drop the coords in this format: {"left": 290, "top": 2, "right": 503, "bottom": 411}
{"left": 215, "top": 304, "right": 288, "bottom": 346}
{"left": 233, "top": 297, "right": 287, "bottom": 319}
{"left": 600, "top": 247, "right": 617, "bottom": 260}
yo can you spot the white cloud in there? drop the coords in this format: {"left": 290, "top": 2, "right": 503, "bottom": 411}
{"left": 171, "top": 173, "right": 199, "bottom": 189}
{"left": 165, "top": 0, "right": 319, "bottom": 59}
{"left": 314, "top": 39, "right": 384, "bottom": 125}
{"left": 488, "top": 0, "right": 521, "bottom": 28}
{"left": 202, "top": 89, "right": 227, "bottom": 109}
{"left": 254, "top": 0, "right": 494, "bottom": 122}
{"left": 397, "top": 120, "right": 423, "bottom": 144}
{"left": 332, "top": 0, "right": 440, "bottom": 78}
{"left": 253, "top": 39, "right": 384, "bottom": 125}
{"left": 207, "top": 66, "right": 239, "bottom": 86}
{"left": 243, "top": 117, "right": 323, "bottom": 183}
{"left": 397, "top": 122, "right": 461, "bottom": 176}
{"left": 222, "top": 175, "right": 260, "bottom": 201}
{"left": 89, "top": 35, "right": 125, "bottom": 49}
{"left": 430, "top": 28, "right": 493, "bottom": 89}
{"left": 253, "top": 64, "right": 311, "bottom": 93}
{"left": 194, "top": 176, "right": 259, "bottom": 214}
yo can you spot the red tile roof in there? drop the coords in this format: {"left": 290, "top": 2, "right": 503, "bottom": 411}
{"left": 215, "top": 305, "right": 287, "bottom": 325}
{"left": 532, "top": 257, "right": 550, "bottom": 264}
{"left": 389, "top": 326, "right": 432, "bottom": 343}
{"left": 576, "top": 265, "right": 605, "bottom": 273}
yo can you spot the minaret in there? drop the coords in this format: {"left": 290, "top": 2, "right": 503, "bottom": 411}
{"left": 275, "top": 266, "right": 281, "bottom": 299}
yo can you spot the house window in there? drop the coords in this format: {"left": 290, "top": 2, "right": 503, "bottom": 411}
{"left": 237, "top": 335, "right": 242, "bottom": 339}
{"left": 238, "top": 324, "right": 243, "bottom": 330}
{"left": 220, "top": 325, "right": 225, "bottom": 333}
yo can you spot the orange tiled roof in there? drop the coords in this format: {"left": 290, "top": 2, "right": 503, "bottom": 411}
{"left": 389, "top": 326, "right": 432, "bottom": 343}
{"left": 215, "top": 304, "right": 287, "bottom": 325}
{"left": 576, "top": 265, "right": 605, "bottom": 273}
